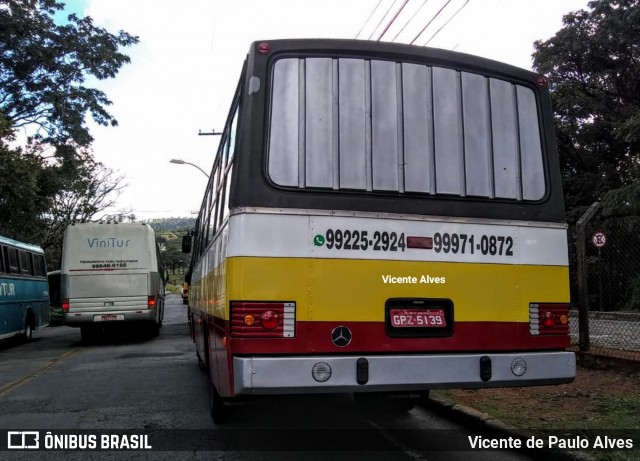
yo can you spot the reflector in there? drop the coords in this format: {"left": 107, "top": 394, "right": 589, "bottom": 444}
{"left": 312, "top": 362, "right": 332, "bottom": 382}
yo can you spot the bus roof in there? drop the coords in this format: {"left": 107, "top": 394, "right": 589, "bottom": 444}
{"left": 0, "top": 235, "right": 44, "bottom": 254}
{"left": 249, "top": 38, "right": 541, "bottom": 81}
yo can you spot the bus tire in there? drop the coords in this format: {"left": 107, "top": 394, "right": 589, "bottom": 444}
{"left": 209, "top": 383, "right": 228, "bottom": 424}
{"left": 23, "top": 312, "right": 34, "bottom": 341}
{"left": 80, "top": 326, "right": 94, "bottom": 343}
{"left": 197, "top": 321, "right": 210, "bottom": 371}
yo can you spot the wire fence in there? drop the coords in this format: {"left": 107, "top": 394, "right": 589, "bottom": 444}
{"left": 571, "top": 203, "right": 640, "bottom": 361}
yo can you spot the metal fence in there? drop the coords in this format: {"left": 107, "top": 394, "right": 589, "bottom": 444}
{"left": 572, "top": 203, "right": 640, "bottom": 360}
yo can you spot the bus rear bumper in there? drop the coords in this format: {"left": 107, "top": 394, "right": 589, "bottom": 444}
{"left": 63, "top": 309, "right": 157, "bottom": 325}
{"left": 233, "top": 351, "right": 576, "bottom": 395}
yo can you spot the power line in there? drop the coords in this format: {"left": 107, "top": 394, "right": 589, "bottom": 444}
{"left": 390, "top": 0, "right": 431, "bottom": 42}
{"left": 423, "top": 0, "right": 471, "bottom": 46}
{"left": 409, "top": 0, "right": 454, "bottom": 45}
{"left": 368, "top": 0, "right": 401, "bottom": 41}
{"left": 355, "top": 0, "right": 384, "bottom": 39}
{"left": 376, "top": 0, "right": 411, "bottom": 41}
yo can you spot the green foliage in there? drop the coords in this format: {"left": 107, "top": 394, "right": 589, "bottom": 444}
{"left": 0, "top": 0, "right": 139, "bottom": 145}
{"left": 157, "top": 230, "right": 190, "bottom": 275}
{"left": 0, "top": 146, "right": 47, "bottom": 242}
{"left": 148, "top": 218, "right": 196, "bottom": 233}
{"left": 625, "top": 276, "right": 640, "bottom": 311}
{"left": 533, "top": 0, "right": 640, "bottom": 211}
{"left": 600, "top": 183, "right": 640, "bottom": 217}
{"left": 153, "top": 220, "right": 196, "bottom": 276}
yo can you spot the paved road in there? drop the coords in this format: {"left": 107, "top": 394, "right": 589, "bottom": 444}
{"left": 0, "top": 295, "right": 537, "bottom": 461}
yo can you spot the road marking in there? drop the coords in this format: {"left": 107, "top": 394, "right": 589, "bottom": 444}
{"left": 365, "top": 419, "right": 429, "bottom": 461}
{"left": 0, "top": 349, "right": 84, "bottom": 398}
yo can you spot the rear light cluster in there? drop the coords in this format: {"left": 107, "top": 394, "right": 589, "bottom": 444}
{"left": 62, "top": 300, "right": 69, "bottom": 313}
{"left": 231, "top": 302, "right": 295, "bottom": 338}
{"left": 529, "top": 303, "right": 570, "bottom": 335}
{"left": 148, "top": 296, "right": 156, "bottom": 309}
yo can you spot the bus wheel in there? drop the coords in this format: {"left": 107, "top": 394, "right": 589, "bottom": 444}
{"left": 209, "top": 383, "right": 229, "bottom": 424}
{"left": 23, "top": 315, "right": 34, "bottom": 341}
{"left": 197, "top": 351, "right": 208, "bottom": 371}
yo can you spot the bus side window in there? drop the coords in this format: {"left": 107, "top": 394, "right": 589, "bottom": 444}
{"left": 7, "top": 247, "right": 19, "bottom": 274}
{"left": 19, "top": 250, "right": 33, "bottom": 276}
{"left": 33, "top": 254, "right": 47, "bottom": 277}
{"left": 0, "top": 246, "right": 4, "bottom": 273}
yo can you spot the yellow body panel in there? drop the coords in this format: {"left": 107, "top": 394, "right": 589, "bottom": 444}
{"left": 216, "top": 257, "right": 569, "bottom": 322}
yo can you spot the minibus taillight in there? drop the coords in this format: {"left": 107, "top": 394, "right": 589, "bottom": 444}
{"left": 62, "top": 300, "right": 70, "bottom": 313}
{"left": 148, "top": 296, "right": 156, "bottom": 309}
{"left": 231, "top": 301, "right": 295, "bottom": 338}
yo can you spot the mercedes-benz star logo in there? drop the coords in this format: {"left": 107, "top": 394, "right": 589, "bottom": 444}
{"left": 331, "top": 326, "right": 352, "bottom": 347}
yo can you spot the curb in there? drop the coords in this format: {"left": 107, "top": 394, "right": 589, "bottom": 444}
{"left": 422, "top": 394, "right": 596, "bottom": 461}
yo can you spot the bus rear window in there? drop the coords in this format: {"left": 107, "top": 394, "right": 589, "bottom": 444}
{"left": 268, "top": 57, "right": 545, "bottom": 201}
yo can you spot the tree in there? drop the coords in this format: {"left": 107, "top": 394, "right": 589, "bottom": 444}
{"left": 40, "top": 150, "right": 127, "bottom": 269}
{"left": 532, "top": 0, "right": 640, "bottom": 215}
{"left": 0, "top": 0, "right": 139, "bottom": 146}
{"left": 0, "top": 1, "right": 136, "bottom": 267}
{"left": 155, "top": 231, "right": 190, "bottom": 276}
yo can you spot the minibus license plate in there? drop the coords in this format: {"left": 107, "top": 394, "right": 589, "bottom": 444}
{"left": 390, "top": 309, "right": 446, "bottom": 328}
{"left": 94, "top": 314, "right": 124, "bottom": 322}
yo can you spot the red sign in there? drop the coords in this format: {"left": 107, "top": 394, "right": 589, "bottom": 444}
{"left": 390, "top": 309, "right": 446, "bottom": 328}
{"left": 592, "top": 231, "right": 607, "bottom": 248}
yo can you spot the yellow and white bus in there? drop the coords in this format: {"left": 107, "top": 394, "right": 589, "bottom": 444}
{"left": 184, "top": 39, "right": 575, "bottom": 422}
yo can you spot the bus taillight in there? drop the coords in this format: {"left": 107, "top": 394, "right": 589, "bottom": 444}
{"left": 231, "top": 301, "right": 295, "bottom": 338}
{"left": 148, "top": 296, "right": 156, "bottom": 309}
{"left": 62, "top": 300, "right": 69, "bottom": 313}
{"left": 529, "top": 303, "right": 570, "bottom": 335}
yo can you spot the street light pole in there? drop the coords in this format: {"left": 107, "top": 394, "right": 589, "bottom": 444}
{"left": 169, "top": 159, "right": 209, "bottom": 178}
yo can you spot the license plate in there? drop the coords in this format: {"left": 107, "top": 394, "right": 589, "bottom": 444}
{"left": 390, "top": 309, "right": 446, "bottom": 328}
{"left": 94, "top": 314, "right": 124, "bottom": 322}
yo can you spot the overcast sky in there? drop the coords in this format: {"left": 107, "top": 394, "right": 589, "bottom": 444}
{"left": 59, "top": 0, "right": 591, "bottom": 220}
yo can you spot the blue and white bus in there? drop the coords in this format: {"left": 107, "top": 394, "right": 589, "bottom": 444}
{"left": 0, "top": 236, "right": 50, "bottom": 341}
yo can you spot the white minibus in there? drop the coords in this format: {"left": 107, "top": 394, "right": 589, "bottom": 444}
{"left": 61, "top": 222, "right": 166, "bottom": 340}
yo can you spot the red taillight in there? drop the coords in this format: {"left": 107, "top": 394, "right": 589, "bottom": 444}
{"left": 261, "top": 310, "right": 279, "bottom": 330}
{"left": 62, "top": 300, "right": 69, "bottom": 313}
{"left": 542, "top": 312, "right": 555, "bottom": 328}
{"left": 231, "top": 302, "right": 295, "bottom": 338}
{"left": 257, "top": 42, "right": 270, "bottom": 55}
{"left": 530, "top": 303, "right": 569, "bottom": 335}
{"left": 148, "top": 296, "right": 156, "bottom": 309}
